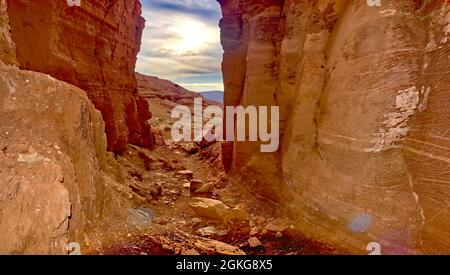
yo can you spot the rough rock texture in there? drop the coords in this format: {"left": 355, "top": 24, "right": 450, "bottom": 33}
{"left": 219, "top": 0, "right": 450, "bottom": 254}
{"left": 0, "top": 2, "right": 129, "bottom": 253}
{"left": 0, "top": 0, "right": 17, "bottom": 65}
{"left": 7, "top": 0, "right": 153, "bottom": 153}
{"left": 0, "top": 62, "right": 131, "bottom": 254}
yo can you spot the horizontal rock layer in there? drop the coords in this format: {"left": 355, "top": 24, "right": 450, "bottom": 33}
{"left": 7, "top": 0, "right": 153, "bottom": 153}
{"left": 219, "top": 0, "right": 450, "bottom": 254}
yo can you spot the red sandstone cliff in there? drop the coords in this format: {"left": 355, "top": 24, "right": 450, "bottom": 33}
{"left": 0, "top": 0, "right": 16, "bottom": 66}
{"left": 0, "top": 0, "right": 138, "bottom": 254}
{"left": 219, "top": 0, "right": 450, "bottom": 254}
{"left": 7, "top": 0, "right": 153, "bottom": 153}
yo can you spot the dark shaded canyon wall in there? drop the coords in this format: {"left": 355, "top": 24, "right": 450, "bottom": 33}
{"left": 7, "top": 0, "right": 153, "bottom": 153}
{"left": 219, "top": 0, "right": 450, "bottom": 254}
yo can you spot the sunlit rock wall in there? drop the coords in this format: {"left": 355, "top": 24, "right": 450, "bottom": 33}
{"left": 7, "top": 0, "right": 153, "bottom": 153}
{"left": 219, "top": 0, "right": 450, "bottom": 254}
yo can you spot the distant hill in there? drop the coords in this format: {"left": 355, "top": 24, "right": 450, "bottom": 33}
{"left": 135, "top": 72, "right": 223, "bottom": 140}
{"left": 200, "top": 91, "right": 224, "bottom": 104}
{"left": 135, "top": 72, "right": 221, "bottom": 120}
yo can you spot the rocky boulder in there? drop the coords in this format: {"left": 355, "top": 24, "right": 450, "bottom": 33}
{"left": 0, "top": 61, "right": 130, "bottom": 254}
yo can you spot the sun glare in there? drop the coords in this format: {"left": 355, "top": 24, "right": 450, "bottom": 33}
{"left": 171, "top": 20, "right": 215, "bottom": 54}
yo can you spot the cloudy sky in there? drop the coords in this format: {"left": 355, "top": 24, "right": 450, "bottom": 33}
{"left": 137, "top": 0, "right": 224, "bottom": 92}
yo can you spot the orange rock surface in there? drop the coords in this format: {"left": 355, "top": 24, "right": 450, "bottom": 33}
{"left": 219, "top": 0, "right": 450, "bottom": 254}
{"left": 7, "top": 0, "right": 153, "bottom": 153}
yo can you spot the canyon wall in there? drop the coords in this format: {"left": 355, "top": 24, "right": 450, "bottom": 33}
{"left": 0, "top": 0, "right": 16, "bottom": 66}
{"left": 219, "top": 0, "right": 450, "bottom": 254}
{"left": 0, "top": 0, "right": 131, "bottom": 254}
{"left": 0, "top": 63, "right": 131, "bottom": 254}
{"left": 7, "top": 0, "right": 153, "bottom": 153}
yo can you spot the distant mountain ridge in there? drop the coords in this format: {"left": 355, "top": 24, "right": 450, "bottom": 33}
{"left": 135, "top": 73, "right": 223, "bottom": 106}
{"left": 199, "top": 91, "right": 224, "bottom": 104}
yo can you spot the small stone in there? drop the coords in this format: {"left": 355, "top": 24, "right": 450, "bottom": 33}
{"left": 150, "top": 183, "right": 163, "bottom": 197}
{"left": 194, "top": 182, "right": 214, "bottom": 194}
{"left": 190, "top": 179, "right": 204, "bottom": 192}
{"left": 183, "top": 182, "right": 190, "bottom": 189}
{"left": 190, "top": 198, "right": 248, "bottom": 223}
{"left": 197, "top": 226, "right": 227, "bottom": 237}
{"left": 177, "top": 170, "right": 194, "bottom": 179}
{"left": 249, "top": 227, "right": 259, "bottom": 236}
{"left": 164, "top": 140, "right": 174, "bottom": 146}
{"left": 264, "top": 218, "right": 291, "bottom": 233}
{"left": 189, "top": 197, "right": 231, "bottom": 220}
{"left": 17, "top": 153, "right": 50, "bottom": 164}
{"left": 197, "top": 226, "right": 217, "bottom": 237}
{"left": 154, "top": 173, "right": 168, "bottom": 178}
{"left": 275, "top": 232, "right": 283, "bottom": 238}
{"left": 155, "top": 217, "right": 169, "bottom": 225}
{"left": 248, "top": 237, "right": 263, "bottom": 248}
{"left": 183, "top": 143, "right": 199, "bottom": 154}
{"left": 190, "top": 235, "right": 245, "bottom": 255}
{"left": 225, "top": 206, "right": 248, "bottom": 223}
{"left": 191, "top": 217, "right": 201, "bottom": 226}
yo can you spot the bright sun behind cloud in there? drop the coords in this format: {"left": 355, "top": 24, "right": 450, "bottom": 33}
{"left": 137, "top": 0, "right": 224, "bottom": 92}
{"left": 170, "top": 20, "right": 216, "bottom": 55}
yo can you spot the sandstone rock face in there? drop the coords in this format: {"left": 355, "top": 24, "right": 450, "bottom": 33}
{"left": 0, "top": 0, "right": 17, "bottom": 65}
{"left": 219, "top": 0, "right": 450, "bottom": 254}
{"left": 7, "top": 0, "right": 153, "bottom": 153}
{"left": 0, "top": 61, "right": 131, "bottom": 254}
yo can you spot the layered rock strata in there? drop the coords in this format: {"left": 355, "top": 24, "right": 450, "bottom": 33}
{"left": 219, "top": 0, "right": 450, "bottom": 254}
{"left": 0, "top": 0, "right": 130, "bottom": 254}
{"left": 7, "top": 0, "right": 153, "bottom": 153}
